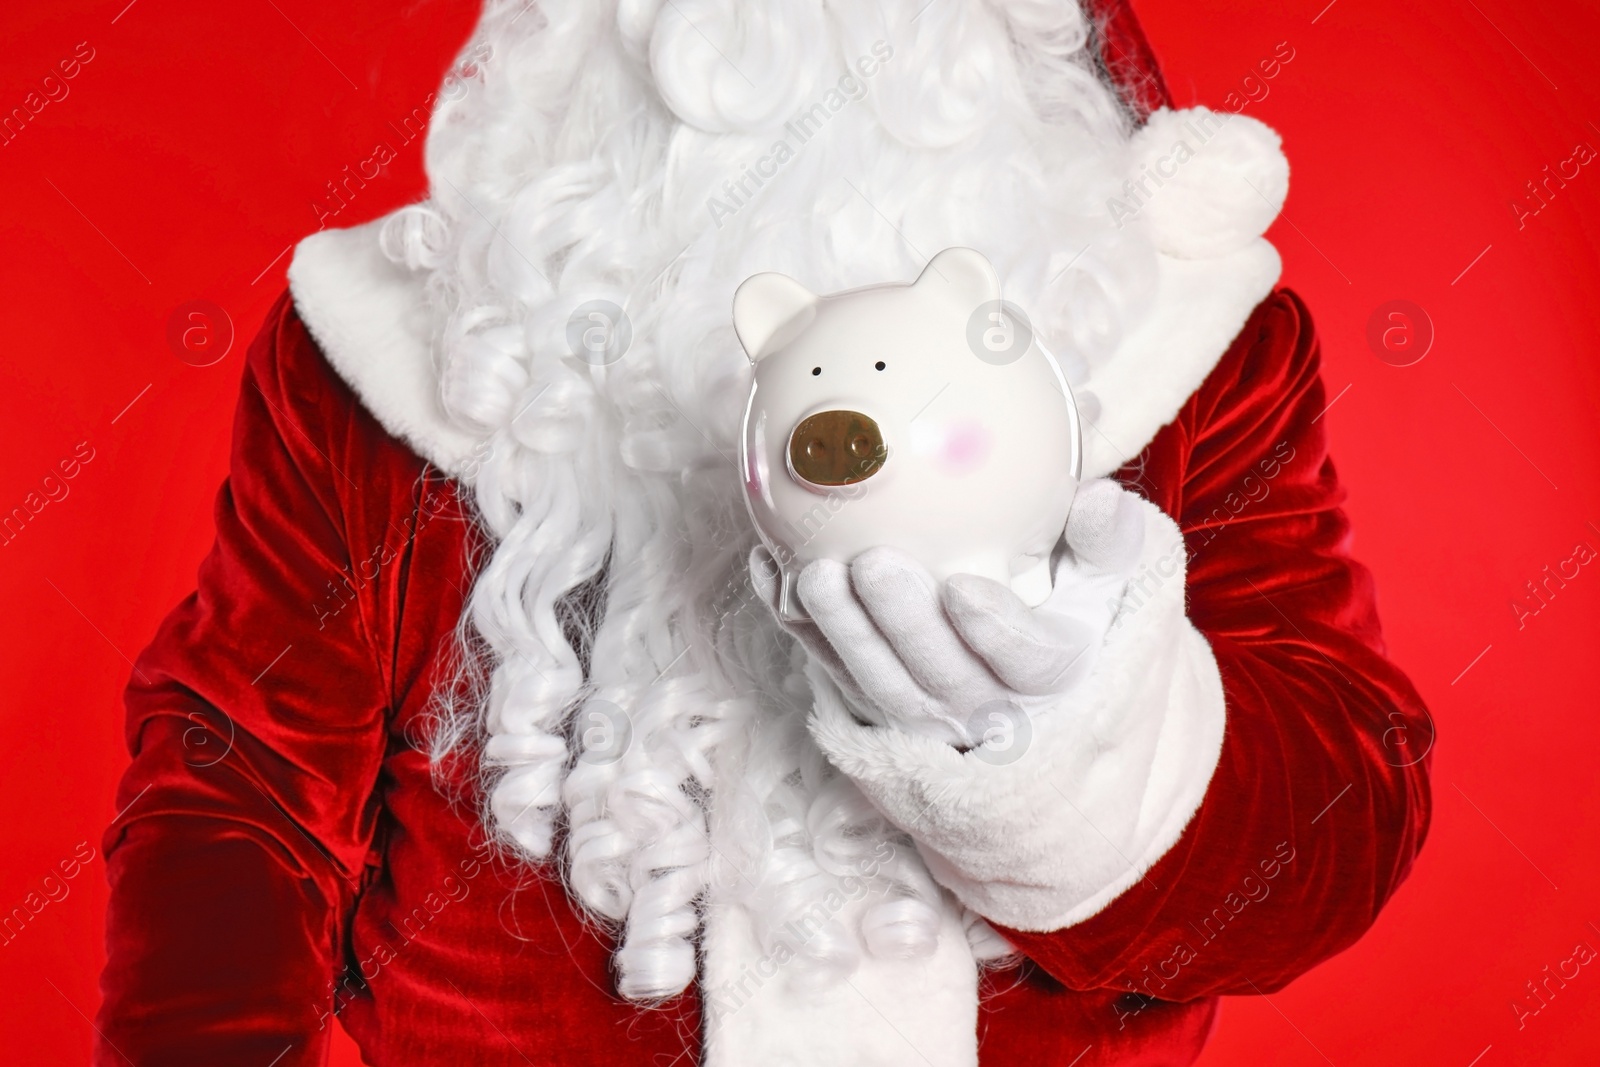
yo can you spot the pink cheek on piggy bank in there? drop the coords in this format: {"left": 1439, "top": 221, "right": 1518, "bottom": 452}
{"left": 939, "top": 420, "right": 993, "bottom": 474}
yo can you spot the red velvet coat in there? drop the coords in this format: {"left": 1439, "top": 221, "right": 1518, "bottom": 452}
{"left": 95, "top": 284, "right": 1431, "bottom": 1065}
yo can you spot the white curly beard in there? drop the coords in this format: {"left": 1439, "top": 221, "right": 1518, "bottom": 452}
{"left": 403, "top": 0, "right": 1158, "bottom": 1002}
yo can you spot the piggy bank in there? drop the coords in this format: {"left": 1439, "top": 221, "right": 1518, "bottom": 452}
{"left": 734, "top": 247, "right": 1082, "bottom": 622}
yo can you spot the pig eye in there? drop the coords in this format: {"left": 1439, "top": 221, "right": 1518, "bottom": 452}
{"left": 874, "top": 361, "right": 886, "bottom": 371}
{"left": 811, "top": 367, "right": 821, "bottom": 376}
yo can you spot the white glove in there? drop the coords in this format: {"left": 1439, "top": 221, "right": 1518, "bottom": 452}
{"left": 751, "top": 479, "right": 1228, "bottom": 933}
{"left": 749, "top": 479, "right": 1146, "bottom": 749}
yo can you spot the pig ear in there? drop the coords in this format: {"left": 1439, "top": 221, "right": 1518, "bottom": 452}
{"left": 911, "top": 247, "right": 1002, "bottom": 308}
{"left": 733, "top": 272, "right": 819, "bottom": 363}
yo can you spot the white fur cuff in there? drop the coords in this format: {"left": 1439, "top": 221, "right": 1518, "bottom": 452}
{"left": 808, "top": 498, "right": 1226, "bottom": 933}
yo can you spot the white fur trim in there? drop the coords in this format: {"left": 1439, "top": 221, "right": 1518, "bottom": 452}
{"left": 808, "top": 497, "right": 1226, "bottom": 932}
{"left": 700, "top": 899, "right": 978, "bottom": 1067}
{"left": 287, "top": 220, "right": 1278, "bottom": 486}
{"left": 287, "top": 219, "right": 481, "bottom": 475}
{"left": 1079, "top": 239, "right": 1280, "bottom": 479}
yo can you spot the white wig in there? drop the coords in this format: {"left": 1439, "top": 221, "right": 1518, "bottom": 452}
{"left": 403, "top": 0, "right": 1159, "bottom": 1002}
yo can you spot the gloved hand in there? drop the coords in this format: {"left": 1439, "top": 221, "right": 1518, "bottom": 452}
{"left": 750, "top": 478, "right": 1226, "bottom": 932}
{"left": 749, "top": 478, "right": 1146, "bottom": 749}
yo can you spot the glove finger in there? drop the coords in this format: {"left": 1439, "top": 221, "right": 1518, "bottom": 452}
{"left": 849, "top": 547, "right": 994, "bottom": 700}
{"left": 798, "top": 557, "right": 927, "bottom": 721}
{"left": 1064, "top": 478, "right": 1145, "bottom": 576}
{"left": 942, "top": 572, "right": 1098, "bottom": 696}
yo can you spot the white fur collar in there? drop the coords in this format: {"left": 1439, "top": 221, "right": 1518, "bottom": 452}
{"left": 287, "top": 219, "right": 481, "bottom": 474}
{"left": 287, "top": 221, "right": 1279, "bottom": 482}
{"left": 1079, "top": 240, "right": 1280, "bottom": 475}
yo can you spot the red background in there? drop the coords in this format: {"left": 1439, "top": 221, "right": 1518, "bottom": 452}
{"left": 2, "top": 0, "right": 1597, "bottom": 1063}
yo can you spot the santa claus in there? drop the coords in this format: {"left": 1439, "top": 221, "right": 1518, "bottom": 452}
{"left": 96, "top": 1, "right": 1432, "bottom": 1064}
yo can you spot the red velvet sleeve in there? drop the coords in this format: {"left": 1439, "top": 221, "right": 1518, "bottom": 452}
{"left": 95, "top": 295, "right": 394, "bottom": 1065}
{"left": 998, "top": 290, "right": 1433, "bottom": 998}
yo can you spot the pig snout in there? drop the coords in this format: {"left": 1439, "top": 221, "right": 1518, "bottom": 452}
{"left": 787, "top": 409, "right": 887, "bottom": 487}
